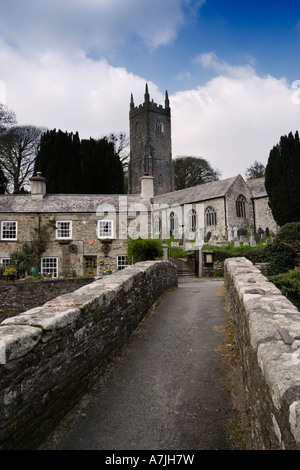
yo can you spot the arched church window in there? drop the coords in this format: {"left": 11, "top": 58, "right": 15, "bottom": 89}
{"left": 135, "top": 121, "right": 139, "bottom": 136}
{"left": 189, "top": 209, "right": 197, "bottom": 232}
{"left": 169, "top": 211, "right": 178, "bottom": 237}
{"left": 158, "top": 174, "right": 163, "bottom": 185}
{"left": 206, "top": 207, "right": 217, "bottom": 226}
{"left": 155, "top": 120, "right": 164, "bottom": 133}
{"left": 154, "top": 214, "right": 162, "bottom": 237}
{"left": 236, "top": 195, "right": 247, "bottom": 218}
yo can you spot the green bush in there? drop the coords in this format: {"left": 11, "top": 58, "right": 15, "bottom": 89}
{"left": 267, "top": 222, "right": 300, "bottom": 276}
{"left": 269, "top": 269, "right": 300, "bottom": 311}
{"left": 127, "top": 238, "right": 163, "bottom": 263}
{"left": 202, "top": 243, "right": 269, "bottom": 264}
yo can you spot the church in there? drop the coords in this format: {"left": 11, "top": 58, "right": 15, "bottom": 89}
{"left": 129, "top": 84, "right": 278, "bottom": 241}
{"left": 0, "top": 85, "right": 278, "bottom": 277}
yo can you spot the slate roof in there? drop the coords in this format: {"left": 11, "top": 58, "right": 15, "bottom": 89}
{"left": 153, "top": 175, "right": 239, "bottom": 206}
{"left": 246, "top": 177, "right": 268, "bottom": 198}
{"left": 0, "top": 193, "right": 145, "bottom": 213}
{"left": 0, "top": 175, "right": 268, "bottom": 214}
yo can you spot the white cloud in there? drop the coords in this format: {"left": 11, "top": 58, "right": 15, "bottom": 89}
{"left": 0, "top": 0, "right": 189, "bottom": 54}
{"left": 171, "top": 59, "right": 299, "bottom": 177}
{"left": 0, "top": 40, "right": 163, "bottom": 139}
{"left": 194, "top": 52, "right": 256, "bottom": 79}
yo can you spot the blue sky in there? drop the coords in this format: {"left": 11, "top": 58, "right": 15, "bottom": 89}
{"left": 0, "top": 0, "right": 300, "bottom": 179}
{"left": 109, "top": 0, "right": 300, "bottom": 93}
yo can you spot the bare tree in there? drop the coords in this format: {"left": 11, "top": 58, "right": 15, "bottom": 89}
{"left": 0, "top": 125, "right": 45, "bottom": 193}
{"left": 0, "top": 103, "right": 17, "bottom": 130}
{"left": 106, "top": 132, "right": 129, "bottom": 171}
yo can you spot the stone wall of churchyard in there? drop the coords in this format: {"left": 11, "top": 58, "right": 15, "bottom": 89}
{"left": 0, "top": 277, "right": 95, "bottom": 322}
{"left": 225, "top": 257, "right": 300, "bottom": 450}
{"left": 0, "top": 261, "right": 177, "bottom": 450}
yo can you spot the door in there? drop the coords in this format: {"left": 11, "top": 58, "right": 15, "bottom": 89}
{"left": 84, "top": 256, "right": 97, "bottom": 276}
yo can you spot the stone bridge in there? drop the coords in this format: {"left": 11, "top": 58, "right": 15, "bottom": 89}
{"left": 0, "top": 258, "right": 300, "bottom": 450}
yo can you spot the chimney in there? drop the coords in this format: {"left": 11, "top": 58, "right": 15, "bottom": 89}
{"left": 140, "top": 173, "right": 154, "bottom": 201}
{"left": 30, "top": 172, "right": 46, "bottom": 199}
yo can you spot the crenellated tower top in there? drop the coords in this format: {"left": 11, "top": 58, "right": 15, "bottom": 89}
{"left": 128, "top": 84, "right": 174, "bottom": 195}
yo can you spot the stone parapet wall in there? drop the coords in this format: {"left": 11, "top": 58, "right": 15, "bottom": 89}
{"left": 224, "top": 257, "right": 300, "bottom": 450}
{"left": 0, "top": 260, "right": 177, "bottom": 450}
{"left": 0, "top": 277, "right": 95, "bottom": 322}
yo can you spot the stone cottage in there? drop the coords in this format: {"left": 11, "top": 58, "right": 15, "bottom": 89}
{"left": 0, "top": 173, "right": 153, "bottom": 277}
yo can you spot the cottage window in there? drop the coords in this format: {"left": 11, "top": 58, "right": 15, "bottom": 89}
{"left": 117, "top": 255, "right": 131, "bottom": 270}
{"left": 236, "top": 195, "right": 247, "bottom": 218}
{"left": 0, "top": 258, "right": 11, "bottom": 266}
{"left": 56, "top": 221, "right": 72, "bottom": 239}
{"left": 1, "top": 221, "right": 17, "bottom": 240}
{"left": 206, "top": 207, "right": 217, "bottom": 226}
{"left": 41, "top": 257, "right": 58, "bottom": 278}
{"left": 98, "top": 220, "right": 114, "bottom": 239}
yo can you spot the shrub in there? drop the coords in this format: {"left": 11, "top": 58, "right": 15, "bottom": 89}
{"left": 267, "top": 222, "right": 300, "bottom": 275}
{"left": 269, "top": 268, "right": 300, "bottom": 311}
{"left": 203, "top": 243, "right": 269, "bottom": 264}
{"left": 3, "top": 265, "right": 17, "bottom": 280}
{"left": 127, "top": 238, "right": 163, "bottom": 263}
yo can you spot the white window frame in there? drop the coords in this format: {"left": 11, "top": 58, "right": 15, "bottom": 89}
{"left": 98, "top": 219, "right": 114, "bottom": 239}
{"left": 41, "top": 257, "right": 58, "bottom": 278}
{"left": 117, "top": 255, "right": 131, "bottom": 270}
{"left": 0, "top": 258, "right": 11, "bottom": 266}
{"left": 56, "top": 220, "right": 72, "bottom": 239}
{"left": 1, "top": 221, "right": 18, "bottom": 240}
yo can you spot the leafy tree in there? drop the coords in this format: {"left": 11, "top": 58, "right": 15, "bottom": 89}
{"left": 173, "top": 156, "right": 221, "bottom": 190}
{"left": 0, "top": 125, "right": 44, "bottom": 193}
{"left": 265, "top": 131, "right": 300, "bottom": 226}
{"left": 245, "top": 160, "right": 265, "bottom": 180}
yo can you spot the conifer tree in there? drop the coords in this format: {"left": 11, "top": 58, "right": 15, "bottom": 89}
{"left": 265, "top": 131, "right": 300, "bottom": 226}
{"left": 35, "top": 129, "right": 124, "bottom": 194}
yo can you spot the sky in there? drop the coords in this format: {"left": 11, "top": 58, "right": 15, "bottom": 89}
{"left": 0, "top": 0, "right": 300, "bottom": 179}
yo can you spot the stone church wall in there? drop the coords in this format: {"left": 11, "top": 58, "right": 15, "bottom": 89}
{"left": 0, "top": 260, "right": 177, "bottom": 449}
{"left": 253, "top": 197, "right": 279, "bottom": 234}
{"left": 225, "top": 174, "right": 254, "bottom": 235}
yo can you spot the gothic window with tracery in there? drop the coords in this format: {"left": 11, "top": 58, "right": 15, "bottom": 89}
{"left": 236, "top": 195, "right": 247, "bottom": 218}
{"left": 205, "top": 207, "right": 217, "bottom": 226}
{"left": 169, "top": 211, "right": 178, "bottom": 237}
{"left": 188, "top": 209, "right": 197, "bottom": 232}
{"left": 154, "top": 214, "right": 162, "bottom": 236}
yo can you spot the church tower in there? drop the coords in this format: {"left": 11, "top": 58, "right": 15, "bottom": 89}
{"left": 128, "top": 84, "right": 174, "bottom": 195}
